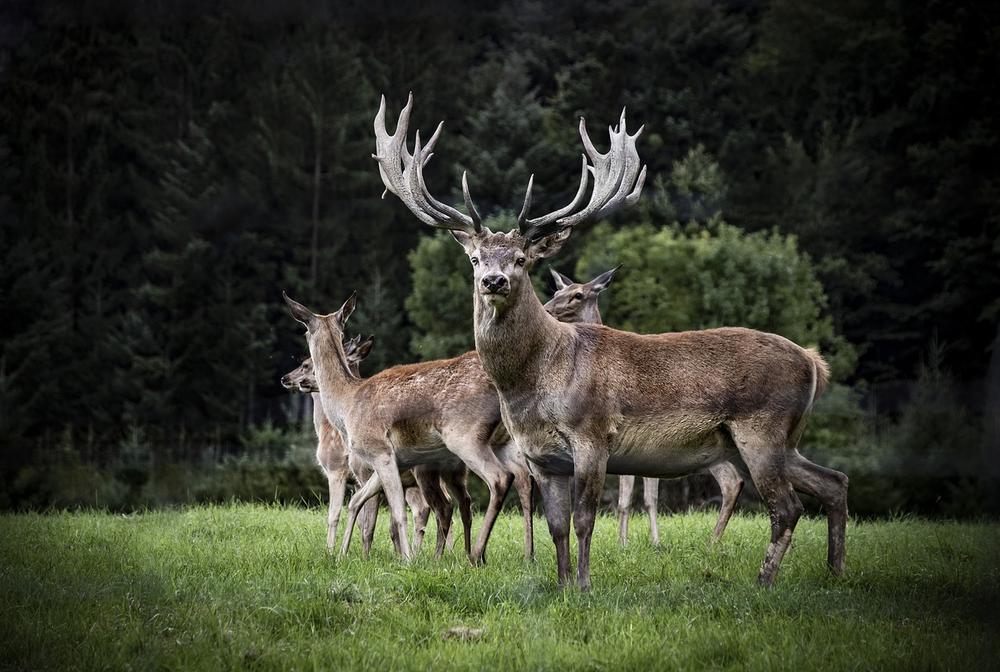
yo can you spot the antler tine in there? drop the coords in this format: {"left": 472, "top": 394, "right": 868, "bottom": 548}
{"left": 519, "top": 155, "right": 591, "bottom": 239}
{"left": 558, "top": 116, "right": 628, "bottom": 227}
{"left": 523, "top": 110, "right": 645, "bottom": 231}
{"left": 372, "top": 93, "right": 480, "bottom": 234}
{"left": 516, "top": 174, "right": 535, "bottom": 230}
{"left": 591, "top": 111, "right": 645, "bottom": 219}
{"left": 409, "top": 134, "right": 482, "bottom": 232}
{"left": 423, "top": 119, "right": 443, "bottom": 156}
{"left": 461, "top": 172, "right": 483, "bottom": 230}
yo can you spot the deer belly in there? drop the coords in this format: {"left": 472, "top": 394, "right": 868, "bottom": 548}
{"left": 607, "top": 430, "right": 727, "bottom": 479}
{"left": 387, "top": 422, "right": 458, "bottom": 469}
{"left": 393, "top": 443, "right": 462, "bottom": 469}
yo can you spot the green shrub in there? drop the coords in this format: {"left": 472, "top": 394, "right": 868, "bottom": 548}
{"left": 575, "top": 219, "right": 856, "bottom": 378}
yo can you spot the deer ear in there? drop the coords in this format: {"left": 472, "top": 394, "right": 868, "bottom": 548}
{"left": 549, "top": 268, "right": 574, "bottom": 291}
{"left": 588, "top": 265, "right": 620, "bottom": 294}
{"left": 450, "top": 229, "right": 475, "bottom": 253}
{"left": 355, "top": 335, "right": 375, "bottom": 361}
{"left": 334, "top": 291, "right": 357, "bottom": 327}
{"left": 526, "top": 227, "right": 573, "bottom": 261}
{"left": 342, "top": 334, "right": 360, "bottom": 357}
{"left": 283, "top": 292, "right": 317, "bottom": 327}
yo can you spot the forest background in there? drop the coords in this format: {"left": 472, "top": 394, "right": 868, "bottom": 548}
{"left": 1, "top": 0, "right": 997, "bottom": 516}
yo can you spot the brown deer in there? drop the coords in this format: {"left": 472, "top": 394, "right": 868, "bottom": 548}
{"left": 372, "top": 93, "right": 848, "bottom": 589}
{"left": 281, "top": 338, "right": 445, "bottom": 555}
{"left": 283, "top": 292, "right": 526, "bottom": 564}
{"left": 545, "top": 269, "right": 745, "bottom": 547}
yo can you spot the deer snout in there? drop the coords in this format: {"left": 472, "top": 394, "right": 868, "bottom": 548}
{"left": 280, "top": 374, "right": 294, "bottom": 388}
{"left": 482, "top": 274, "right": 509, "bottom": 294}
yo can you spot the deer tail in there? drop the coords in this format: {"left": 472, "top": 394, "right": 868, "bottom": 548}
{"left": 803, "top": 346, "right": 831, "bottom": 408}
{"left": 791, "top": 347, "right": 831, "bottom": 449}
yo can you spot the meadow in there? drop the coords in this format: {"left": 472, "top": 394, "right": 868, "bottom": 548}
{"left": 2, "top": 505, "right": 998, "bottom": 671}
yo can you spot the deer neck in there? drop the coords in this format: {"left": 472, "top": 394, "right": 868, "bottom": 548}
{"left": 308, "top": 326, "right": 360, "bottom": 430}
{"left": 310, "top": 392, "right": 333, "bottom": 439}
{"left": 474, "top": 274, "right": 569, "bottom": 391}
{"left": 580, "top": 302, "right": 603, "bottom": 325}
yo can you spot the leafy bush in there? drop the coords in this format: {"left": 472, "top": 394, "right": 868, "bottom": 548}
{"left": 405, "top": 230, "right": 477, "bottom": 361}
{"left": 575, "top": 219, "right": 856, "bottom": 378}
{"left": 887, "top": 346, "right": 983, "bottom": 478}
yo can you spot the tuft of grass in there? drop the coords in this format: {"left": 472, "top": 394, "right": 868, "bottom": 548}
{"left": 1, "top": 505, "right": 998, "bottom": 671}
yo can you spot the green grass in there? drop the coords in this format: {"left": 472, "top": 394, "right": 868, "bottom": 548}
{"left": 1, "top": 506, "right": 998, "bottom": 671}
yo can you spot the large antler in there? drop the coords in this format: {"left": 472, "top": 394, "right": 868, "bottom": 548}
{"left": 518, "top": 108, "right": 646, "bottom": 241}
{"left": 373, "top": 93, "right": 482, "bottom": 235}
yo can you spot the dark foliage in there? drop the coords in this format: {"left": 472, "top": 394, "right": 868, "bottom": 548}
{"left": 1, "top": 0, "right": 997, "bottom": 512}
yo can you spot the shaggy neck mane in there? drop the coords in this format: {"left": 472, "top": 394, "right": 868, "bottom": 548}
{"left": 474, "top": 271, "right": 568, "bottom": 391}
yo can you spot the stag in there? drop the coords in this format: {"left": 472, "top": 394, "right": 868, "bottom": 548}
{"left": 281, "top": 338, "right": 452, "bottom": 555}
{"left": 372, "top": 93, "right": 849, "bottom": 589}
{"left": 544, "top": 269, "right": 745, "bottom": 546}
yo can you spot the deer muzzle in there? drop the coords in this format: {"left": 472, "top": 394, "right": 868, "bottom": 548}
{"left": 481, "top": 274, "right": 509, "bottom": 296}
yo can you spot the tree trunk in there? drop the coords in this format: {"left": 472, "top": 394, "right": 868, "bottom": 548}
{"left": 305, "top": 119, "right": 322, "bottom": 428}
{"left": 66, "top": 118, "right": 77, "bottom": 331}
{"left": 985, "top": 321, "right": 1000, "bottom": 477}
{"left": 310, "top": 119, "right": 322, "bottom": 290}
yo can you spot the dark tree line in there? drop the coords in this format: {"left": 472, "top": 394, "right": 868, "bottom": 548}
{"left": 1, "top": 0, "right": 997, "bottom": 505}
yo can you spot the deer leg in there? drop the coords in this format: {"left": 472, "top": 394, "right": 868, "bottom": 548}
{"left": 707, "top": 461, "right": 744, "bottom": 544}
{"left": 617, "top": 475, "right": 636, "bottom": 547}
{"left": 572, "top": 448, "right": 609, "bottom": 591}
{"left": 350, "top": 460, "right": 380, "bottom": 557}
{"left": 495, "top": 441, "right": 535, "bottom": 561}
{"left": 370, "top": 455, "right": 412, "bottom": 560}
{"left": 533, "top": 469, "right": 573, "bottom": 588}
{"left": 412, "top": 468, "right": 453, "bottom": 559}
{"left": 442, "top": 469, "right": 473, "bottom": 560}
{"left": 442, "top": 475, "right": 457, "bottom": 551}
{"left": 405, "top": 485, "right": 430, "bottom": 554}
{"left": 462, "top": 449, "right": 513, "bottom": 566}
{"left": 513, "top": 469, "right": 535, "bottom": 561}
{"left": 429, "top": 483, "right": 454, "bottom": 560}
{"left": 728, "top": 424, "right": 803, "bottom": 587}
{"left": 325, "top": 468, "right": 349, "bottom": 550}
{"left": 358, "top": 496, "right": 379, "bottom": 558}
{"left": 786, "top": 452, "right": 849, "bottom": 575}
{"left": 340, "top": 471, "right": 384, "bottom": 557}
{"left": 387, "top": 505, "right": 402, "bottom": 555}
{"left": 642, "top": 478, "right": 660, "bottom": 547}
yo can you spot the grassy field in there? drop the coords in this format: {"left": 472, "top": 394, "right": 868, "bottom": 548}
{"left": 1, "top": 505, "right": 998, "bottom": 671}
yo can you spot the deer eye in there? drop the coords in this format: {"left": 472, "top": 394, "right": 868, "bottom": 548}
{"left": 573, "top": 292, "right": 584, "bottom": 301}
{"left": 471, "top": 257, "right": 479, "bottom": 266}
{"left": 515, "top": 257, "right": 526, "bottom": 266}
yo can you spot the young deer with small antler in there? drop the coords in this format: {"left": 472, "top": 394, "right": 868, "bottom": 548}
{"left": 372, "top": 93, "right": 848, "bottom": 589}
{"left": 545, "top": 268, "right": 745, "bottom": 547}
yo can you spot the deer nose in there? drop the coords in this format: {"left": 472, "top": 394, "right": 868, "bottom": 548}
{"left": 280, "top": 375, "right": 291, "bottom": 386}
{"left": 482, "top": 274, "right": 508, "bottom": 293}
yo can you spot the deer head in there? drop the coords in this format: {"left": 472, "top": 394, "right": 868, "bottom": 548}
{"left": 282, "top": 291, "right": 358, "bottom": 372}
{"left": 281, "top": 334, "right": 375, "bottom": 392}
{"left": 373, "top": 93, "right": 645, "bottom": 314}
{"left": 281, "top": 357, "right": 318, "bottom": 393}
{"left": 543, "top": 267, "right": 619, "bottom": 324}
